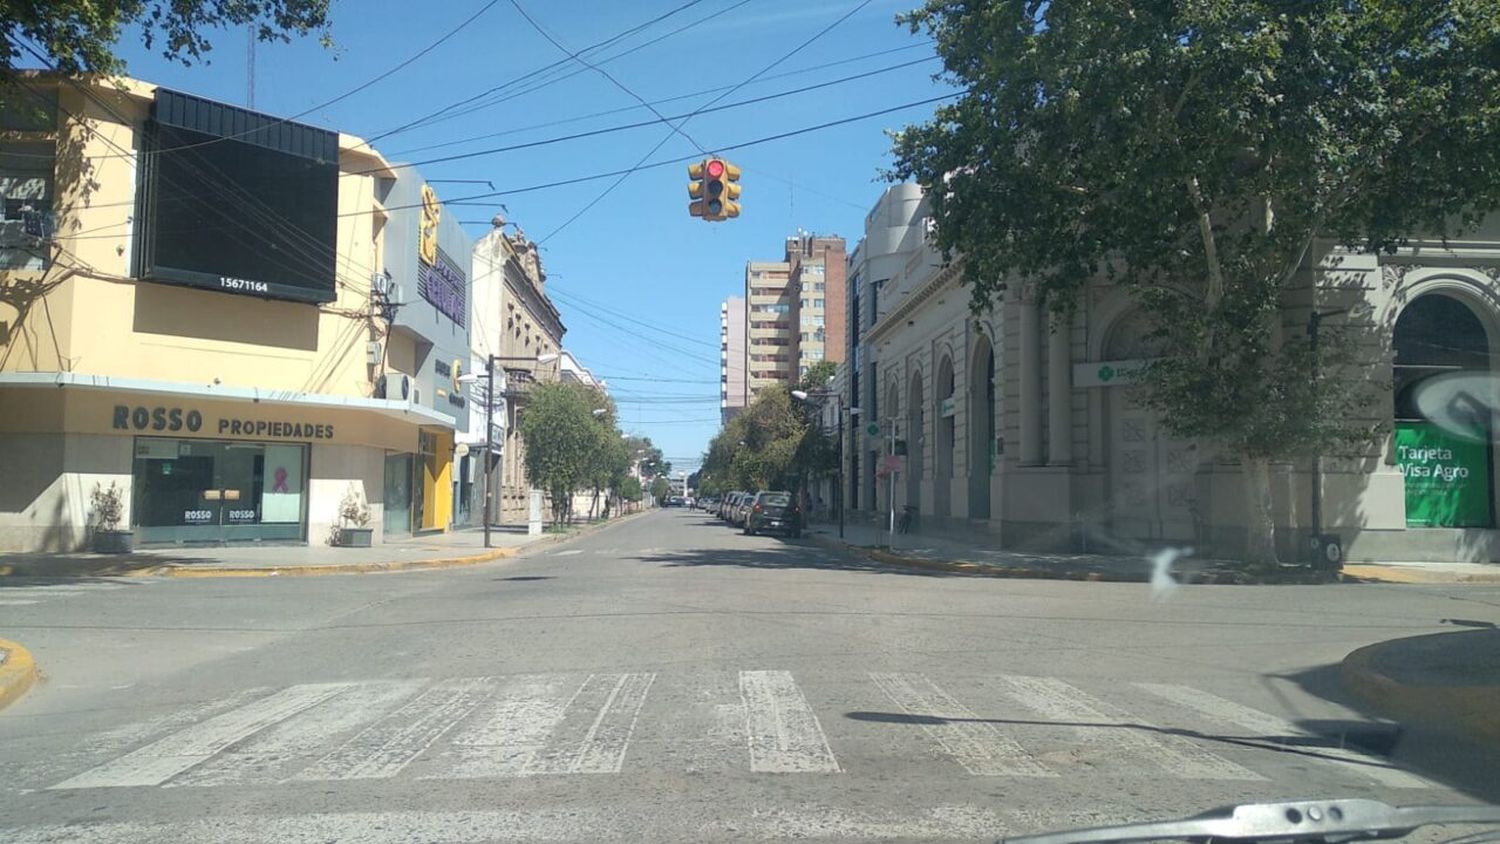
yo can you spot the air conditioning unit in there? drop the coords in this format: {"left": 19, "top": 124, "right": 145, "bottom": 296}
{"left": 411, "top": 385, "right": 422, "bottom": 406}
{"left": 388, "top": 282, "right": 404, "bottom": 305}
{"left": 371, "top": 272, "right": 388, "bottom": 296}
{"left": 376, "top": 372, "right": 412, "bottom": 401}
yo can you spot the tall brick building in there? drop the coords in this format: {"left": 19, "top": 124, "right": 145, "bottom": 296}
{"left": 742, "top": 234, "right": 846, "bottom": 402}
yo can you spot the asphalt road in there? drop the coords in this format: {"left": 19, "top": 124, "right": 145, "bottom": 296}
{"left": 2, "top": 509, "right": 1498, "bottom": 843}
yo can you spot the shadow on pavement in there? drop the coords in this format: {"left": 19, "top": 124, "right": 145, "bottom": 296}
{"left": 0, "top": 553, "right": 212, "bottom": 581}
{"left": 1270, "top": 661, "right": 1500, "bottom": 803}
{"left": 844, "top": 709, "right": 1409, "bottom": 774}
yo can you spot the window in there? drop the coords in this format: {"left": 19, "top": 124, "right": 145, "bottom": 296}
{"left": 814, "top": 298, "right": 824, "bottom": 308}
{"left": 0, "top": 142, "right": 55, "bottom": 271}
{"left": 800, "top": 332, "right": 809, "bottom": 341}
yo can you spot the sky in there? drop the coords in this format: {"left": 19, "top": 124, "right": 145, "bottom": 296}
{"left": 101, "top": 0, "right": 956, "bottom": 473}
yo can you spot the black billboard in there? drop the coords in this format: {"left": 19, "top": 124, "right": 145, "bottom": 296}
{"left": 135, "top": 91, "right": 339, "bottom": 304}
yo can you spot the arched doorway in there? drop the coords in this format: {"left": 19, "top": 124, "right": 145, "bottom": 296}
{"left": 907, "top": 370, "right": 925, "bottom": 516}
{"left": 1392, "top": 292, "right": 1495, "bottom": 528}
{"left": 1103, "top": 311, "right": 1196, "bottom": 542}
{"left": 934, "top": 355, "right": 955, "bottom": 518}
{"left": 968, "top": 333, "right": 996, "bottom": 519}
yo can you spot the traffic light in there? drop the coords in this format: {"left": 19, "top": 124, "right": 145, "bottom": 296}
{"left": 686, "top": 157, "right": 741, "bottom": 221}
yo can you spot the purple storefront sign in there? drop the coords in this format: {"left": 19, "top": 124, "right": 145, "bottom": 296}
{"left": 419, "top": 250, "right": 467, "bottom": 326}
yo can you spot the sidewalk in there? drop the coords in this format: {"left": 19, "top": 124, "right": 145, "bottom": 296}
{"left": 1341, "top": 627, "right": 1500, "bottom": 748}
{"left": 806, "top": 521, "right": 1500, "bottom": 584}
{"left": 0, "top": 518, "right": 625, "bottom": 579}
{"left": 804, "top": 521, "right": 1249, "bottom": 583}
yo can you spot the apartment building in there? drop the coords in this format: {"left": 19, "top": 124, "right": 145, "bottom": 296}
{"left": 741, "top": 234, "right": 847, "bottom": 402}
{"left": 719, "top": 296, "right": 746, "bottom": 424}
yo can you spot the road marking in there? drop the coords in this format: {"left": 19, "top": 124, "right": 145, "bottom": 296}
{"left": 1134, "top": 682, "right": 1433, "bottom": 788}
{"left": 739, "top": 670, "right": 841, "bottom": 773}
{"left": 552, "top": 550, "right": 583, "bottom": 557}
{"left": 524, "top": 672, "right": 656, "bottom": 774}
{"left": 990, "top": 675, "right": 1261, "bottom": 780}
{"left": 51, "top": 684, "right": 350, "bottom": 789}
{"left": 170, "top": 680, "right": 425, "bottom": 787}
{"left": 432, "top": 674, "right": 577, "bottom": 778}
{"left": 869, "top": 672, "right": 1054, "bottom": 777}
{"left": 0, "top": 599, "right": 40, "bottom": 605}
{"left": 290, "top": 677, "right": 495, "bottom": 781}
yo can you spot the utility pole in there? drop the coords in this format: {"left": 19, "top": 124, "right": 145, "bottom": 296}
{"left": 887, "top": 417, "right": 899, "bottom": 550}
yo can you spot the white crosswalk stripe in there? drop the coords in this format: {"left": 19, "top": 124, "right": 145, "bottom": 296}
{"left": 1133, "top": 682, "right": 1433, "bottom": 789}
{"left": 0, "top": 580, "right": 139, "bottom": 607}
{"left": 869, "top": 672, "right": 1054, "bottom": 777}
{"left": 740, "top": 669, "right": 841, "bottom": 772}
{"left": 38, "top": 670, "right": 1434, "bottom": 791}
{"left": 988, "top": 675, "right": 1263, "bottom": 780}
{"left": 51, "top": 683, "right": 352, "bottom": 789}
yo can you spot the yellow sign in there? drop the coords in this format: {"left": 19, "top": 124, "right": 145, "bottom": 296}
{"left": 419, "top": 184, "right": 441, "bottom": 267}
{"left": 450, "top": 357, "right": 464, "bottom": 392}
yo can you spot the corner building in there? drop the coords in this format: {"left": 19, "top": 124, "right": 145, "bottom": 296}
{"left": 0, "top": 77, "right": 469, "bottom": 550}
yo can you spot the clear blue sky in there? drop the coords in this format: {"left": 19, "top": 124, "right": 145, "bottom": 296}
{"left": 107, "top": 0, "right": 955, "bottom": 473}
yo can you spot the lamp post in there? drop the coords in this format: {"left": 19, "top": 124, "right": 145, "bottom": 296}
{"left": 459, "top": 351, "right": 559, "bottom": 548}
{"left": 1305, "top": 308, "right": 1348, "bottom": 564}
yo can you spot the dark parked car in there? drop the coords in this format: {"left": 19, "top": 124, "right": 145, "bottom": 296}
{"left": 743, "top": 491, "right": 801, "bottom": 537}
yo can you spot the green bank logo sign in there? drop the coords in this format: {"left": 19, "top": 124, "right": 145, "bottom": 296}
{"left": 112, "top": 405, "right": 337, "bottom": 440}
{"left": 1395, "top": 420, "right": 1491, "bottom": 528}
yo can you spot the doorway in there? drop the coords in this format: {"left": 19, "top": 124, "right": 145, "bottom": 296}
{"left": 131, "top": 438, "right": 307, "bottom": 544}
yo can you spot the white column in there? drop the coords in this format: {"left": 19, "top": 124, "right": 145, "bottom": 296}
{"left": 1018, "top": 299, "right": 1043, "bottom": 465}
{"left": 1047, "top": 313, "right": 1072, "bottom": 465}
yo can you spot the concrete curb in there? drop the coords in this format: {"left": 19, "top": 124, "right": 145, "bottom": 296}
{"left": 1340, "top": 564, "right": 1500, "bottom": 584}
{"left": 1340, "top": 634, "right": 1500, "bottom": 747}
{"left": 0, "top": 638, "right": 39, "bottom": 712}
{"left": 149, "top": 510, "right": 651, "bottom": 579}
{"left": 806, "top": 534, "right": 1332, "bottom": 585}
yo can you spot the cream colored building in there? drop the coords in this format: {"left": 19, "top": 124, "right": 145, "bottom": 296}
{"left": 469, "top": 221, "right": 565, "bottom": 525}
{"left": 0, "top": 76, "right": 467, "bottom": 551}
{"left": 848, "top": 182, "right": 1500, "bottom": 565}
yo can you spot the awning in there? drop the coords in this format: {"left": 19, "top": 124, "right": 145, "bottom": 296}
{"left": 0, "top": 372, "right": 456, "bottom": 428}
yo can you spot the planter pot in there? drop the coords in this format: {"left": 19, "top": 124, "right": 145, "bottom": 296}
{"left": 91, "top": 530, "right": 134, "bottom": 554}
{"left": 337, "top": 527, "right": 374, "bottom": 548}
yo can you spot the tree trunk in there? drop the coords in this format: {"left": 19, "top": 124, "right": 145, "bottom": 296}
{"left": 1242, "top": 455, "right": 1278, "bottom": 566}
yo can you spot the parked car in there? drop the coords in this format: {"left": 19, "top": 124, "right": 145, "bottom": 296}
{"left": 720, "top": 492, "right": 742, "bottom": 521}
{"left": 733, "top": 492, "right": 758, "bottom": 527}
{"left": 744, "top": 490, "right": 802, "bottom": 538}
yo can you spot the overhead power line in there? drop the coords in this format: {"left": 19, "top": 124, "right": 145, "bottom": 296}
{"left": 339, "top": 92, "right": 963, "bottom": 217}
{"left": 536, "top": 0, "right": 880, "bottom": 244}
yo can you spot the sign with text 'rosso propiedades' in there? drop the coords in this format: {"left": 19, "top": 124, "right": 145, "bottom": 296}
{"left": 1395, "top": 420, "right": 1493, "bottom": 528}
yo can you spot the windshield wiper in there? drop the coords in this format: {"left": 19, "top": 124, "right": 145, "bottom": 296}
{"left": 1003, "top": 799, "right": 1500, "bottom": 844}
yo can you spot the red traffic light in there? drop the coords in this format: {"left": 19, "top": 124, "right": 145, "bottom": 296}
{"left": 706, "top": 159, "right": 725, "bottom": 178}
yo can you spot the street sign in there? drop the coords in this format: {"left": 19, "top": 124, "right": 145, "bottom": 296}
{"left": 866, "top": 423, "right": 880, "bottom": 436}
{"left": 1072, "top": 358, "right": 1151, "bottom": 388}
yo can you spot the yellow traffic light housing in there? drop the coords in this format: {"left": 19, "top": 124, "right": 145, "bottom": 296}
{"left": 688, "top": 157, "right": 742, "bottom": 222}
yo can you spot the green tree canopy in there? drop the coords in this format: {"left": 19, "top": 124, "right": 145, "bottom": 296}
{"left": 796, "top": 360, "right": 838, "bottom": 394}
{"left": 520, "top": 382, "right": 602, "bottom": 524}
{"left": 699, "top": 385, "right": 835, "bottom": 494}
{"left": 649, "top": 477, "right": 670, "bottom": 502}
{"left": 3, "top": 1, "right": 332, "bottom": 80}
{"left": 892, "top": 0, "right": 1500, "bottom": 563}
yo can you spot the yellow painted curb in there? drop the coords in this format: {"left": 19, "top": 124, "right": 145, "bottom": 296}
{"left": 1341, "top": 564, "right": 1500, "bottom": 584}
{"left": 0, "top": 638, "right": 39, "bottom": 712}
{"left": 1340, "top": 635, "right": 1500, "bottom": 745}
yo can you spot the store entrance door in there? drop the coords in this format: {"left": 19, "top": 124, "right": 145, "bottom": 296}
{"left": 132, "top": 438, "right": 307, "bottom": 544}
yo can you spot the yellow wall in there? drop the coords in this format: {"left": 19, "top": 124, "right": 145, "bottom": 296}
{"left": 420, "top": 428, "right": 453, "bottom": 530}
{"left": 1, "top": 78, "right": 390, "bottom": 404}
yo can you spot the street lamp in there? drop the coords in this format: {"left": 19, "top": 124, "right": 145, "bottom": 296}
{"left": 458, "top": 350, "right": 560, "bottom": 547}
{"left": 792, "top": 388, "right": 849, "bottom": 539}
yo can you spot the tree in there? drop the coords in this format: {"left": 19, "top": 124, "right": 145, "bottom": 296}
{"left": 699, "top": 385, "right": 835, "bottom": 494}
{"left": 892, "top": 0, "right": 1500, "bottom": 564}
{"left": 650, "top": 477, "right": 670, "bottom": 503}
{"left": 519, "top": 382, "right": 598, "bottom": 525}
{"left": 618, "top": 475, "right": 643, "bottom": 504}
{"left": 3, "top": 1, "right": 332, "bottom": 81}
{"left": 796, "top": 360, "right": 838, "bottom": 394}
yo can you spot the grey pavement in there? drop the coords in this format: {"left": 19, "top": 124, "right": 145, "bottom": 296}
{"left": 2, "top": 509, "right": 1498, "bottom": 842}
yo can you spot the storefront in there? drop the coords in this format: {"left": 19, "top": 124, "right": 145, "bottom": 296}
{"left": 0, "top": 375, "right": 457, "bottom": 551}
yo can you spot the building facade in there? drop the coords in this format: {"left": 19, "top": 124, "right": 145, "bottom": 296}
{"left": 0, "top": 77, "right": 467, "bottom": 551}
{"left": 844, "top": 182, "right": 1500, "bottom": 565}
{"left": 745, "top": 260, "right": 793, "bottom": 398}
{"left": 470, "top": 220, "right": 565, "bottom": 525}
{"left": 742, "top": 234, "right": 847, "bottom": 403}
{"left": 719, "top": 296, "right": 746, "bottom": 424}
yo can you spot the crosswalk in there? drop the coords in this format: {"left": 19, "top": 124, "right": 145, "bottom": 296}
{"left": 40, "top": 669, "right": 1430, "bottom": 792}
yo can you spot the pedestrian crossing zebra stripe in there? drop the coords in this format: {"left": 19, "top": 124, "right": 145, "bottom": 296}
{"left": 1132, "top": 682, "right": 1432, "bottom": 789}
{"left": 51, "top": 683, "right": 352, "bottom": 789}
{"left": 986, "top": 675, "right": 1263, "bottom": 781}
{"left": 869, "top": 672, "right": 1054, "bottom": 777}
{"left": 41, "top": 671, "right": 1430, "bottom": 791}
